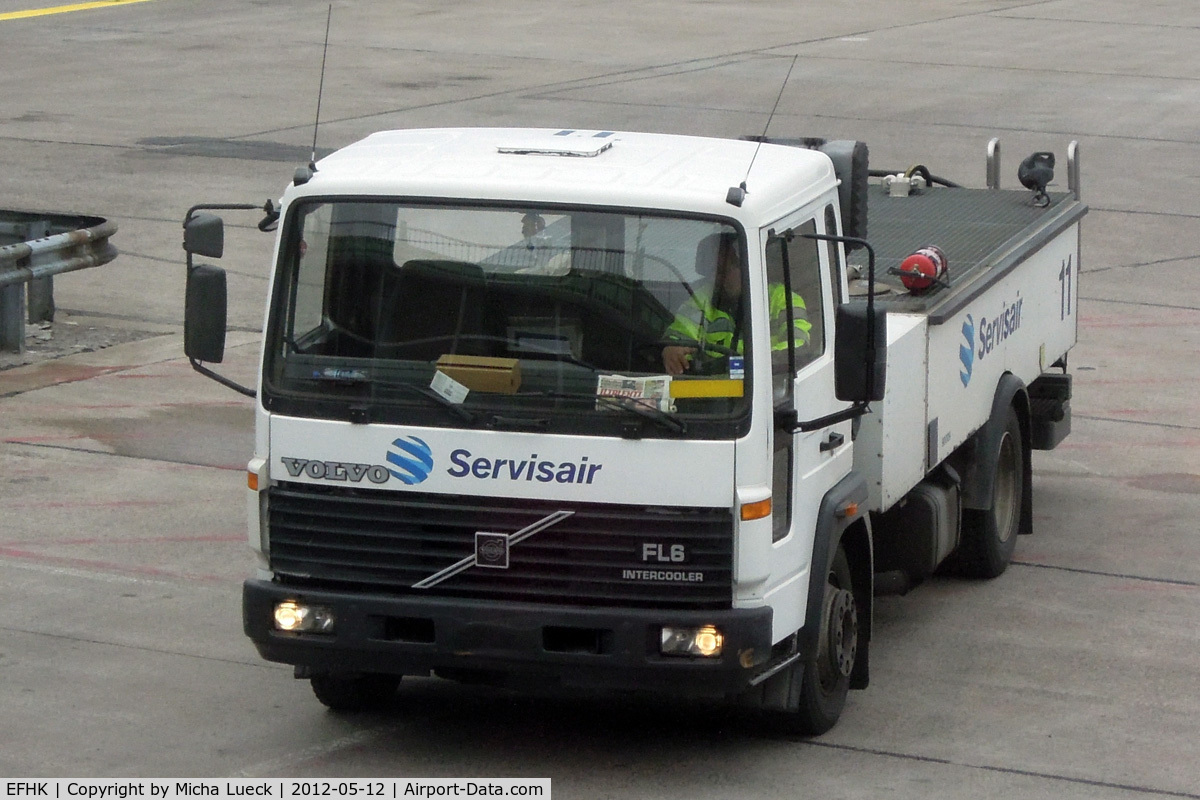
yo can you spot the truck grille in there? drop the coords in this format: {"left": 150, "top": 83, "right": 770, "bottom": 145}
{"left": 267, "top": 482, "right": 733, "bottom": 610}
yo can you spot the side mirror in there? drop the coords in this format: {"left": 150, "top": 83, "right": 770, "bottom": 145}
{"left": 184, "top": 213, "right": 225, "bottom": 259}
{"left": 184, "top": 264, "right": 228, "bottom": 363}
{"left": 835, "top": 302, "right": 886, "bottom": 402}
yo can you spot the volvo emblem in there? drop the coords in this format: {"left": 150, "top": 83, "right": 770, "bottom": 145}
{"left": 475, "top": 532, "right": 509, "bottom": 569}
{"left": 413, "top": 510, "right": 574, "bottom": 589}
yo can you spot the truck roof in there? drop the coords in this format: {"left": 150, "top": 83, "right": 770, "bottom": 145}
{"left": 296, "top": 128, "right": 836, "bottom": 220}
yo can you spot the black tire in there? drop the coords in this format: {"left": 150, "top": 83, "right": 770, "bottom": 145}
{"left": 772, "top": 545, "right": 858, "bottom": 736}
{"left": 310, "top": 673, "right": 400, "bottom": 712}
{"left": 954, "top": 407, "right": 1023, "bottom": 578}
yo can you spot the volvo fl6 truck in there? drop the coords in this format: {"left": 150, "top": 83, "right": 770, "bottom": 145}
{"left": 183, "top": 128, "right": 1083, "bottom": 733}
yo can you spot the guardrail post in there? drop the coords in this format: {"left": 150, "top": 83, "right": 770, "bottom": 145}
{"left": 26, "top": 220, "right": 54, "bottom": 323}
{"left": 0, "top": 283, "right": 24, "bottom": 353}
{"left": 986, "top": 137, "right": 1001, "bottom": 189}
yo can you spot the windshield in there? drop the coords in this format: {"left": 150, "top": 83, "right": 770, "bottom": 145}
{"left": 263, "top": 201, "right": 752, "bottom": 438}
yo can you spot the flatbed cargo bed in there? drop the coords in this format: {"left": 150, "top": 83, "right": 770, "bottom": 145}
{"left": 849, "top": 185, "right": 1086, "bottom": 323}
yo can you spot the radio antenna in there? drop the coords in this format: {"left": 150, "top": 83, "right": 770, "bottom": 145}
{"left": 310, "top": 4, "right": 333, "bottom": 169}
{"left": 728, "top": 54, "right": 798, "bottom": 207}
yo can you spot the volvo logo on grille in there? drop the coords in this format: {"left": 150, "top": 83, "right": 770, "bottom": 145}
{"left": 280, "top": 457, "right": 390, "bottom": 484}
{"left": 386, "top": 436, "right": 434, "bottom": 485}
{"left": 413, "top": 510, "right": 574, "bottom": 589}
{"left": 475, "top": 533, "right": 509, "bottom": 569}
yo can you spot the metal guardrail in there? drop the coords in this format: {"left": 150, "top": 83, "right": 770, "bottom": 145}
{"left": 0, "top": 211, "right": 118, "bottom": 353}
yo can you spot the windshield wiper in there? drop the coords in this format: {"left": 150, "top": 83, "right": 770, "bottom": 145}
{"left": 532, "top": 352, "right": 601, "bottom": 372}
{"left": 308, "top": 371, "right": 478, "bottom": 424}
{"left": 535, "top": 391, "right": 687, "bottom": 435}
{"left": 598, "top": 395, "right": 688, "bottom": 435}
{"left": 396, "top": 383, "right": 479, "bottom": 423}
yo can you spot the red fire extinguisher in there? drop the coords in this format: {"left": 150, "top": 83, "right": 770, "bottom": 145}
{"left": 898, "top": 245, "right": 947, "bottom": 293}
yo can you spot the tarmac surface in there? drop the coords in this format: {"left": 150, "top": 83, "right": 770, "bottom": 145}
{"left": 1, "top": 0, "right": 1198, "bottom": 796}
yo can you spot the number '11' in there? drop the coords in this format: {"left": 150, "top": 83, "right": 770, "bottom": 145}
{"left": 1058, "top": 255, "right": 1073, "bottom": 320}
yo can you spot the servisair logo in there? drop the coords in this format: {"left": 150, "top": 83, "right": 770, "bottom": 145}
{"left": 959, "top": 315, "right": 976, "bottom": 386}
{"left": 386, "top": 436, "right": 434, "bottom": 485}
{"left": 280, "top": 440, "right": 604, "bottom": 487}
{"left": 959, "top": 295, "right": 1025, "bottom": 387}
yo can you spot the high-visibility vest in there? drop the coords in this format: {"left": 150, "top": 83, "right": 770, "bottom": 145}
{"left": 666, "top": 285, "right": 811, "bottom": 358}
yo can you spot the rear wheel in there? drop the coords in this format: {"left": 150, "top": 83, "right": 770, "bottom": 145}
{"left": 954, "top": 406, "right": 1023, "bottom": 578}
{"left": 310, "top": 673, "right": 400, "bottom": 712}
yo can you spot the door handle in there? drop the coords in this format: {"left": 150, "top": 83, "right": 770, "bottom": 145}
{"left": 820, "top": 431, "right": 845, "bottom": 452}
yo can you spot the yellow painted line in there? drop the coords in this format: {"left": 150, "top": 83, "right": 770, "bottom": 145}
{"left": 0, "top": 0, "right": 157, "bottom": 22}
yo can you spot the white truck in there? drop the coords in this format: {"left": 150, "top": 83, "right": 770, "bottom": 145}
{"left": 183, "top": 128, "right": 1084, "bottom": 734}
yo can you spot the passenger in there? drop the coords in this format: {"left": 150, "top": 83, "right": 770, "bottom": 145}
{"left": 515, "top": 212, "right": 570, "bottom": 276}
{"left": 521, "top": 212, "right": 546, "bottom": 243}
{"left": 662, "top": 232, "right": 811, "bottom": 375}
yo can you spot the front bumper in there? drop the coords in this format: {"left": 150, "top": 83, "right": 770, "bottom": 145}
{"left": 244, "top": 579, "right": 774, "bottom": 695}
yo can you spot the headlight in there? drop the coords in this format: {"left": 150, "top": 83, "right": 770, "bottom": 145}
{"left": 660, "top": 624, "right": 723, "bottom": 657}
{"left": 273, "top": 601, "right": 336, "bottom": 633}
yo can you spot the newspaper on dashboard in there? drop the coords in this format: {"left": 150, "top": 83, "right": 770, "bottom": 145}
{"left": 595, "top": 374, "right": 673, "bottom": 413}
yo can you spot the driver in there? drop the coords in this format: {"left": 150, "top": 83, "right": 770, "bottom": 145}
{"left": 661, "top": 232, "right": 811, "bottom": 375}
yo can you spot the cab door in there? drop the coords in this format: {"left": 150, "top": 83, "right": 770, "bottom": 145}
{"left": 763, "top": 205, "right": 854, "bottom": 634}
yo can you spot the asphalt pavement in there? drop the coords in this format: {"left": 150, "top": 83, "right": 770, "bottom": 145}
{"left": 1, "top": 1, "right": 1198, "bottom": 797}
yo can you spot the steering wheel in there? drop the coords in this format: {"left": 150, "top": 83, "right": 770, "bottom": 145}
{"left": 658, "top": 338, "right": 736, "bottom": 375}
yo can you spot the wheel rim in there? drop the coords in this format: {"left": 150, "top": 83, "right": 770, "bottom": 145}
{"left": 818, "top": 585, "right": 858, "bottom": 691}
{"left": 994, "top": 430, "right": 1018, "bottom": 543}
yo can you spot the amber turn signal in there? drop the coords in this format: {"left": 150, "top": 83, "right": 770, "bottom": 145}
{"left": 740, "top": 498, "right": 772, "bottom": 521}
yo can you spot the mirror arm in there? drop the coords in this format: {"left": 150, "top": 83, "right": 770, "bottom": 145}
{"left": 258, "top": 200, "right": 280, "bottom": 232}
{"left": 184, "top": 202, "right": 270, "bottom": 261}
{"left": 189, "top": 358, "right": 255, "bottom": 398}
{"left": 776, "top": 401, "right": 869, "bottom": 433}
{"left": 790, "top": 402, "right": 870, "bottom": 433}
{"left": 185, "top": 202, "right": 261, "bottom": 223}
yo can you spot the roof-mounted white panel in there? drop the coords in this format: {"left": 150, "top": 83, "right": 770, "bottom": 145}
{"left": 497, "top": 129, "right": 615, "bottom": 158}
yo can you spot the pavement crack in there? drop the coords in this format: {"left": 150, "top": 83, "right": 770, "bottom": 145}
{"left": 990, "top": 13, "right": 1200, "bottom": 32}
{"left": 1085, "top": 254, "right": 1200, "bottom": 275}
{"left": 1087, "top": 207, "right": 1200, "bottom": 220}
{"left": 2, "top": 440, "right": 245, "bottom": 471}
{"left": 0, "top": 623, "right": 279, "bottom": 671}
{"left": 756, "top": 51, "right": 1200, "bottom": 86}
{"left": 1075, "top": 414, "right": 1200, "bottom": 432}
{"left": 1079, "top": 296, "right": 1200, "bottom": 312}
{"left": 1012, "top": 561, "right": 1200, "bottom": 589}
{"left": 53, "top": 307, "right": 184, "bottom": 327}
{"left": 803, "top": 740, "right": 1200, "bottom": 798}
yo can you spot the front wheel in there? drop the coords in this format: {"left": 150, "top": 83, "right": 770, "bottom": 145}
{"left": 769, "top": 545, "right": 858, "bottom": 735}
{"left": 310, "top": 673, "right": 400, "bottom": 712}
